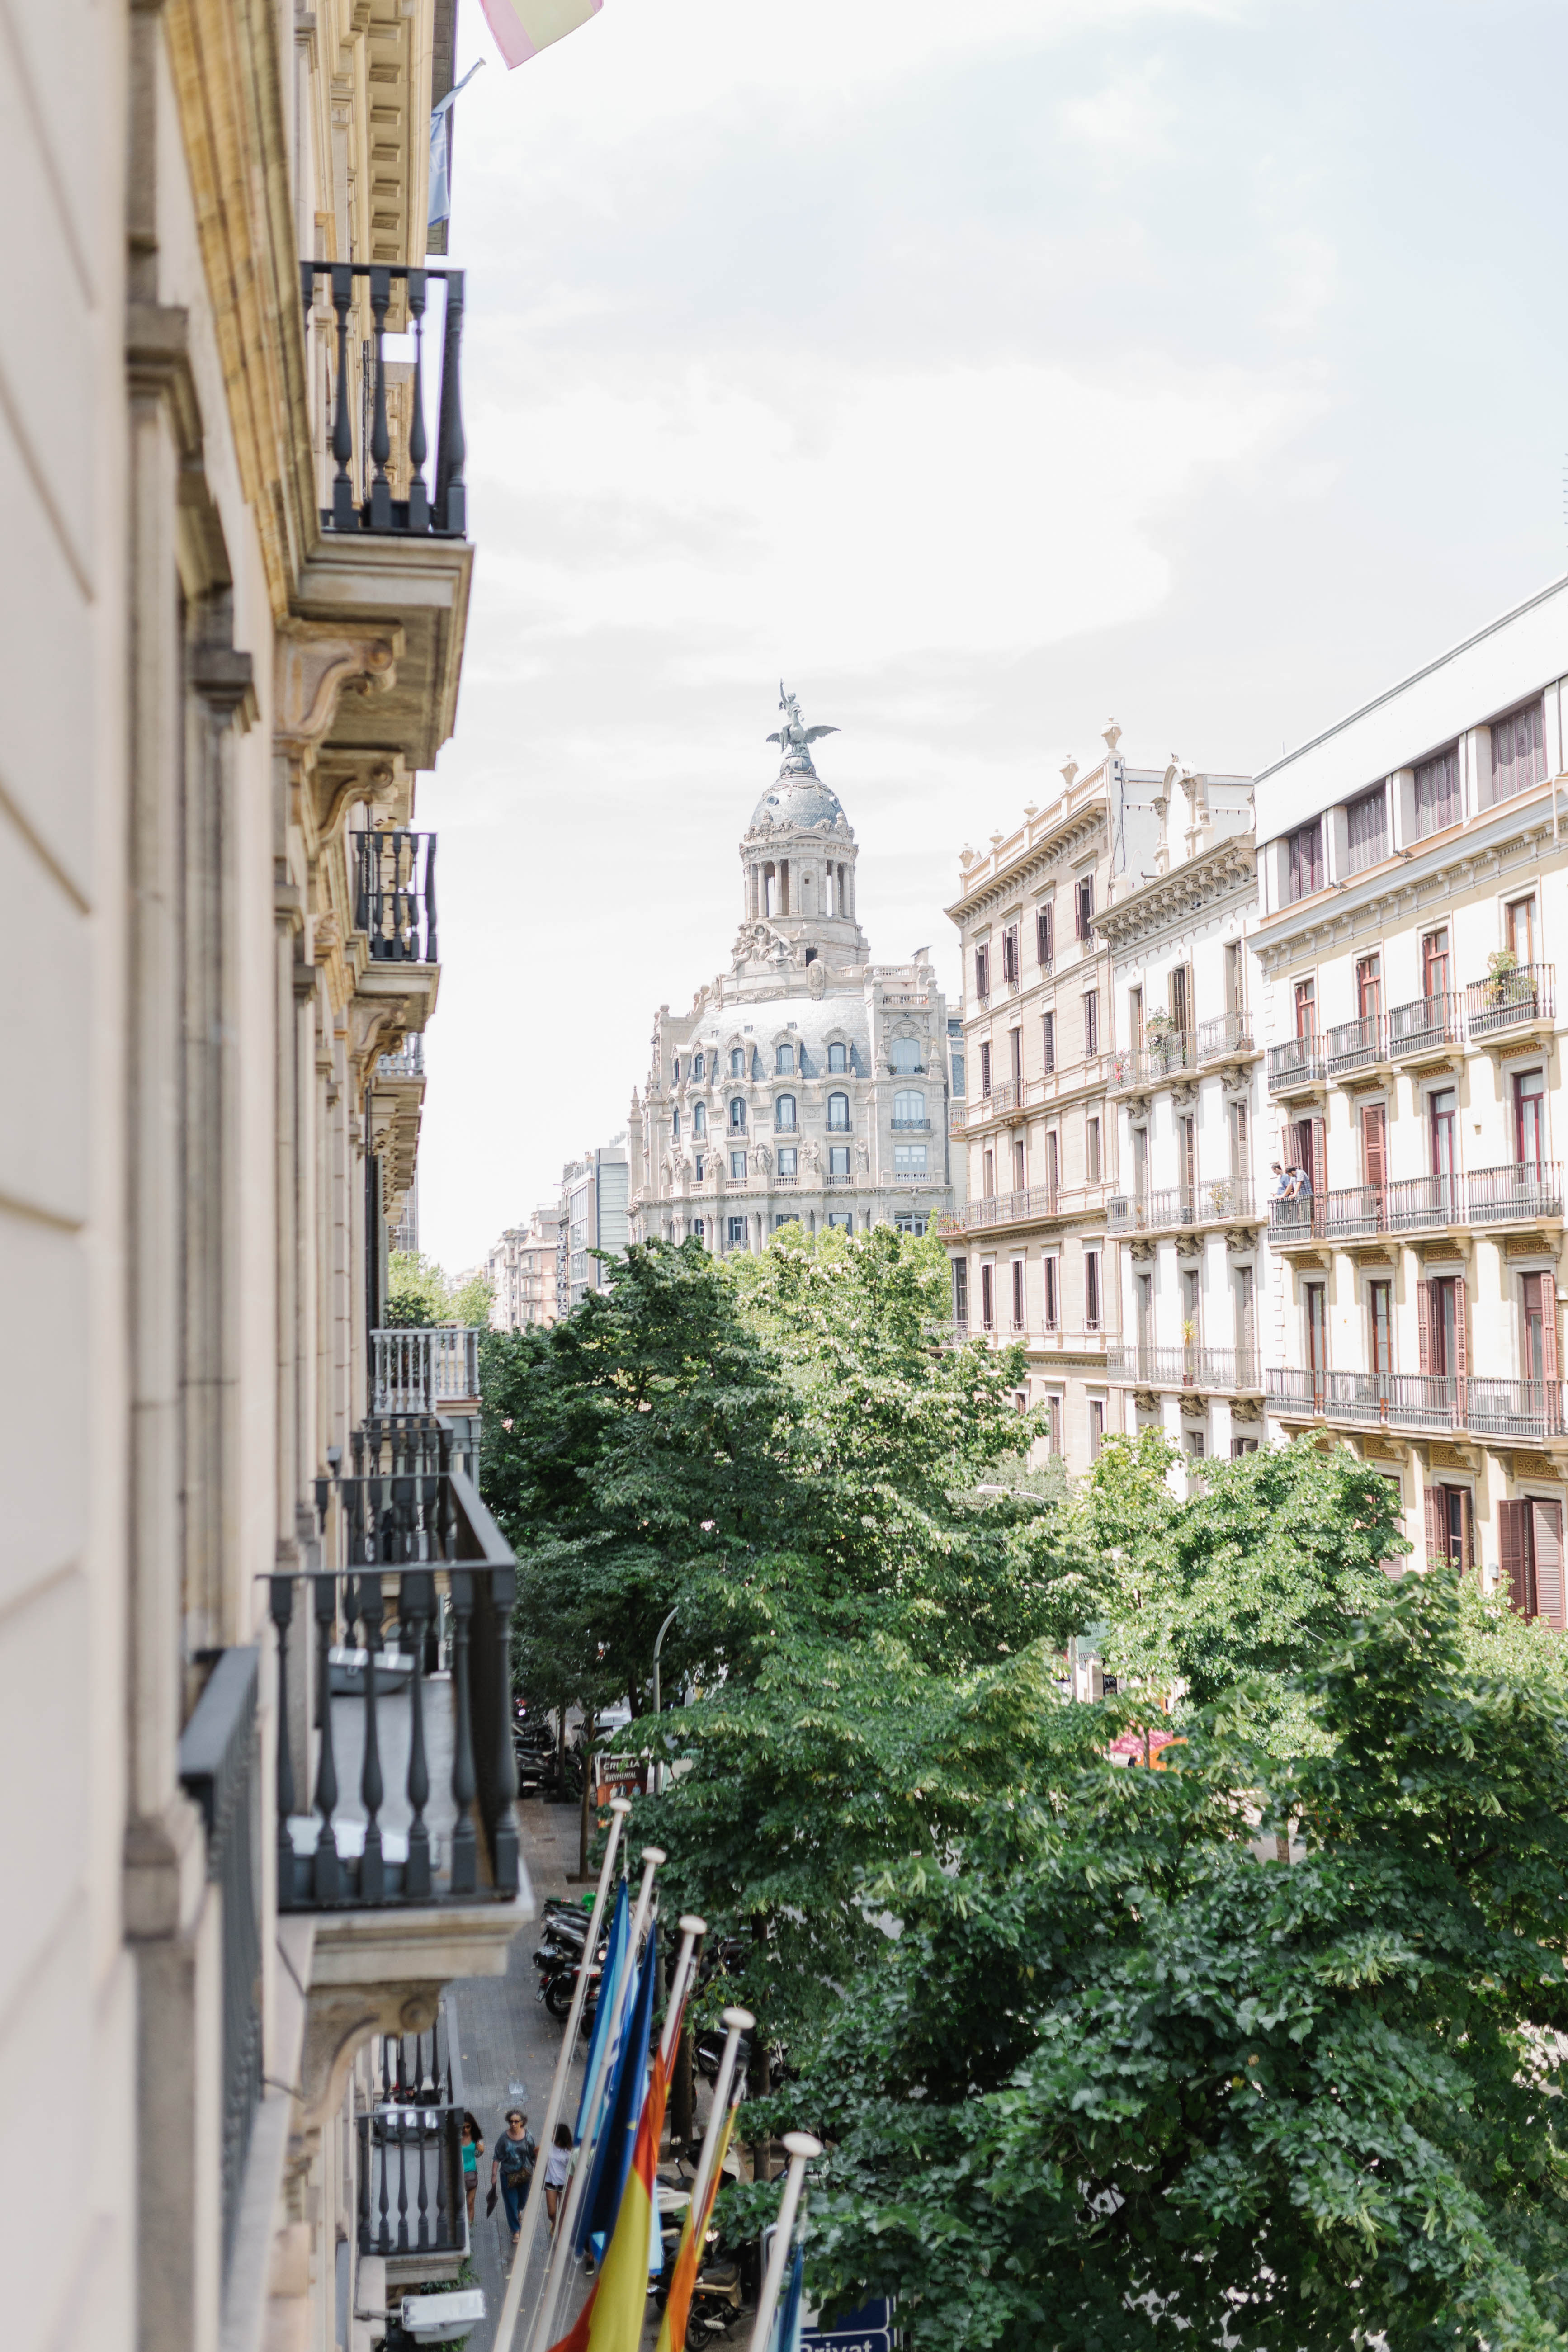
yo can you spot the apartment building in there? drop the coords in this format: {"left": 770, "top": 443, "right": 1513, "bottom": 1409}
{"left": 940, "top": 727, "right": 1156, "bottom": 1465}
{"left": 1097, "top": 771, "right": 1265, "bottom": 1473}
{"left": 561, "top": 1141, "right": 632, "bottom": 1310}
{"left": 1256, "top": 575, "right": 1568, "bottom": 1601}
{"left": 9, "top": 12, "right": 530, "bottom": 2352}
{"left": 488, "top": 1207, "right": 562, "bottom": 1329}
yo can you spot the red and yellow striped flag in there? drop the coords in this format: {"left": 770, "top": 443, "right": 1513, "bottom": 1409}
{"left": 548, "top": 2054, "right": 671, "bottom": 2352}
{"left": 654, "top": 2104, "right": 736, "bottom": 2352}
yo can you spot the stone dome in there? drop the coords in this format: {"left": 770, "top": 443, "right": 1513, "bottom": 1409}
{"left": 750, "top": 769, "right": 846, "bottom": 832}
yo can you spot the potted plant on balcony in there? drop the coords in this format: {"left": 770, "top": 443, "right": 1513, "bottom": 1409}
{"left": 1485, "top": 945, "right": 1519, "bottom": 1009}
{"left": 1181, "top": 1318, "right": 1199, "bottom": 1384}
{"left": 1145, "top": 1008, "right": 1176, "bottom": 1070}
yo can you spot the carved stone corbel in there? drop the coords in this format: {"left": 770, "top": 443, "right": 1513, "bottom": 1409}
{"left": 1231, "top": 1397, "right": 1262, "bottom": 1423}
{"left": 1129, "top": 1238, "right": 1155, "bottom": 1263}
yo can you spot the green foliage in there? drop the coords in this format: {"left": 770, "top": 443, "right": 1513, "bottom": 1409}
{"left": 384, "top": 1250, "right": 493, "bottom": 1330}
{"left": 778, "top": 1570, "right": 1568, "bottom": 2352}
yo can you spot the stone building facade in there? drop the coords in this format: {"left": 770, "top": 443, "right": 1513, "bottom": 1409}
{"left": 7, "top": 13, "right": 530, "bottom": 2352}
{"left": 1256, "top": 576, "right": 1568, "bottom": 1601}
{"left": 630, "top": 706, "right": 958, "bottom": 1248}
{"left": 939, "top": 729, "right": 1252, "bottom": 1474}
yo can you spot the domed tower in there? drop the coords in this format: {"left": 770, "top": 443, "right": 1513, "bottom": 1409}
{"left": 736, "top": 686, "right": 867, "bottom": 972}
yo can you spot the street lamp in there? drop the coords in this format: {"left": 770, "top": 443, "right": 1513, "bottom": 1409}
{"left": 651, "top": 1606, "right": 678, "bottom": 1793}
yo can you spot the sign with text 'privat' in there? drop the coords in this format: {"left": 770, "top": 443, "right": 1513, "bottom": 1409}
{"left": 801, "top": 2297, "right": 893, "bottom": 2351}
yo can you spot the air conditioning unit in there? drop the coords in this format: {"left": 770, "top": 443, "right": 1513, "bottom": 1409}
{"left": 1107, "top": 1195, "right": 1130, "bottom": 1229}
{"left": 401, "top": 2293, "right": 486, "bottom": 2344}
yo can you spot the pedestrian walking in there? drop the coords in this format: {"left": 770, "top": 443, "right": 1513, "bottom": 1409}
{"left": 459, "top": 2111, "right": 484, "bottom": 2226}
{"left": 489, "top": 2108, "right": 537, "bottom": 2252}
{"left": 542, "top": 2120, "right": 573, "bottom": 2237}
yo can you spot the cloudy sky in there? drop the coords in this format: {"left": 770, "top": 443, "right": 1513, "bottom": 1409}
{"left": 418, "top": 0, "right": 1568, "bottom": 1272}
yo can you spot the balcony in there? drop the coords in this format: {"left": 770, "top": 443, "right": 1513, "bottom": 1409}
{"left": 303, "top": 261, "right": 467, "bottom": 539}
{"left": 271, "top": 1442, "right": 521, "bottom": 1911}
{"left": 1106, "top": 1179, "right": 1256, "bottom": 1233}
{"left": 372, "top": 1327, "right": 480, "bottom": 1414}
{"left": 1110, "top": 1032, "right": 1198, "bottom": 1091}
{"left": 1107, "top": 1344, "right": 1262, "bottom": 1392}
{"left": 1467, "top": 1161, "right": 1564, "bottom": 1225}
{"left": 358, "top": 2012, "right": 471, "bottom": 2276}
{"left": 359, "top": 830, "right": 437, "bottom": 964}
{"left": 976, "top": 1079, "right": 1019, "bottom": 1120}
{"left": 378, "top": 1035, "right": 426, "bottom": 1079}
{"left": 1195, "top": 1013, "right": 1256, "bottom": 1065}
{"left": 939, "top": 1182, "right": 1106, "bottom": 1236}
{"left": 1269, "top": 1367, "right": 1566, "bottom": 1444}
{"left": 1267, "top": 1034, "right": 1325, "bottom": 1093}
{"left": 1387, "top": 991, "right": 1460, "bottom": 1058}
{"left": 892, "top": 1118, "right": 931, "bottom": 1131}
{"left": 1325, "top": 1014, "right": 1385, "bottom": 1077}
{"left": 1464, "top": 963, "right": 1555, "bottom": 1043}
{"left": 949, "top": 1100, "right": 968, "bottom": 1133}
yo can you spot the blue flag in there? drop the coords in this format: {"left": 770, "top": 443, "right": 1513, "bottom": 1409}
{"left": 774, "top": 2243, "right": 804, "bottom": 2352}
{"left": 574, "top": 1880, "right": 630, "bottom": 2141}
{"left": 576, "top": 1921, "right": 657, "bottom": 2261}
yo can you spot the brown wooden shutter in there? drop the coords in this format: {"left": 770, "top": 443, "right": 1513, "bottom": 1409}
{"left": 1425, "top": 1484, "right": 1446, "bottom": 1568}
{"left": 1417, "top": 1280, "right": 1432, "bottom": 1373}
{"left": 1500, "top": 1498, "right": 1533, "bottom": 1615}
{"left": 1362, "top": 1102, "right": 1387, "bottom": 1191}
{"left": 1453, "top": 1275, "right": 1468, "bottom": 1402}
{"left": 1541, "top": 1272, "right": 1560, "bottom": 1383}
{"left": 1311, "top": 1117, "right": 1327, "bottom": 1201}
{"left": 1534, "top": 1500, "right": 1565, "bottom": 1629}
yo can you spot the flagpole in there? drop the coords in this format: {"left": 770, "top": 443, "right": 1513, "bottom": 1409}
{"left": 660, "top": 1914, "right": 706, "bottom": 2067}
{"left": 686, "top": 2005, "right": 752, "bottom": 2228}
{"left": 491, "top": 1797, "right": 632, "bottom": 2352}
{"left": 524, "top": 1846, "right": 666, "bottom": 2352}
{"left": 746, "top": 2134, "right": 823, "bottom": 2352}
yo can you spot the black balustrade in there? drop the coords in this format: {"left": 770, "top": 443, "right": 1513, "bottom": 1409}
{"left": 358, "top": 830, "right": 437, "bottom": 963}
{"left": 301, "top": 262, "right": 466, "bottom": 536}
{"left": 358, "top": 2105, "right": 465, "bottom": 2258}
{"left": 179, "top": 1648, "right": 263, "bottom": 2281}
{"left": 1464, "top": 963, "right": 1555, "bottom": 1042}
{"left": 270, "top": 1456, "right": 519, "bottom": 1910}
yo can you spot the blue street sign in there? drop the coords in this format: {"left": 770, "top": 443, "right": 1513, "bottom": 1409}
{"left": 801, "top": 2298, "right": 893, "bottom": 2351}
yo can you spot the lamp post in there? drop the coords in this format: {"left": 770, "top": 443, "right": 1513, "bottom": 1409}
{"left": 651, "top": 1605, "right": 677, "bottom": 1793}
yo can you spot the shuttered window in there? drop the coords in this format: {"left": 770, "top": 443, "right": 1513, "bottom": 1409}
{"left": 1502, "top": 1497, "right": 1566, "bottom": 1628}
{"left": 1535, "top": 1500, "right": 1566, "bottom": 1629}
{"left": 1361, "top": 1101, "right": 1388, "bottom": 1191}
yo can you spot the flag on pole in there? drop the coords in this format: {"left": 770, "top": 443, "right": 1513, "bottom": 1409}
{"left": 653, "top": 2102, "right": 737, "bottom": 2352}
{"left": 576, "top": 1923, "right": 658, "bottom": 2262}
{"left": 428, "top": 58, "right": 485, "bottom": 228}
{"left": 773, "top": 2244, "right": 805, "bottom": 2352}
{"left": 546, "top": 2045, "right": 672, "bottom": 2352}
{"left": 574, "top": 1880, "right": 630, "bottom": 2142}
{"left": 478, "top": 0, "right": 601, "bottom": 71}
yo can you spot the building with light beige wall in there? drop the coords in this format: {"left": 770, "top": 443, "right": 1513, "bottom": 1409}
{"left": 489, "top": 1206, "right": 562, "bottom": 1329}
{"left": 5, "top": 12, "right": 531, "bottom": 2352}
{"left": 1256, "top": 575, "right": 1568, "bottom": 1610}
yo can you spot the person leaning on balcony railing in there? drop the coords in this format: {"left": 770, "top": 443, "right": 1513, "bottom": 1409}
{"left": 1270, "top": 1162, "right": 1289, "bottom": 1201}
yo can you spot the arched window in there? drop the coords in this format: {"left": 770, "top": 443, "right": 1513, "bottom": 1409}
{"left": 828, "top": 1041, "right": 848, "bottom": 1073}
{"left": 730, "top": 1098, "right": 747, "bottom": 1133}
{"left": 731, "top": 1047, "right": 745, "bottom": 1077}
{"left": 673, "top": 1057, "right": 680, "bottom": 1085}
{"left": 894, "top": 1090, "right": 926, "bottom": 1124}
{"left": 775, "top": 1095, "right": 797, "bottom": 1131}
{"left": 693, "top": 1103, "right": 707, "bottom": 1138}
{"left": 776, "top": 1042, "right": 795, "bottom": 1074}
{"left": 890, "top": 1037, "right": 922, "bottom": 1074}
{"left": 827, "top": 1092, "right": 850, "bottom": 1132}
{"left": 693, "top": 1051, "right": 705, "bottom": 1079}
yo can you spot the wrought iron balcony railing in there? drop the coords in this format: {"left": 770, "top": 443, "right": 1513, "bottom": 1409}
{"left": 1267, "top": 1034, "right": 1324, "bottom": 1091}
{"left": 1464, "top": 963, "right": 1554, "bottom": 1041}
{"left": 891, "top": 1117, "right": 931, "bottom": 1130}
{"left": 1267, "top": 1367, "right": 1567, "bottom": 1442}
{"left": 372, "top": 1328, "right": 481, "bottom": 1413}
{"left": 1388, "top": 991, "right": 1460, "bottom": 1055}
{"left": 1107, "top": 1179, "right": 1255, "bottom": 1233}
{"left": 1107, "top": 1344, "right": 1261, "bottom": 1392}
{"left": 302, "top": 261, "right": 466, "bottom": 536}
{"left": 1195, "top": 1012, "right": 1255, "bottom": 1063}
{"left": 269, "top": 1458, "right": 519, "bottom": 1910}
{"left": 358, "top": 830, "right": 437, "bottom": 963}
{"left": 1326, "top": 1014, "right": 1385, "bottom": 1075}
{"left": 1467, "top": 1161, "right": 1564, "bottom": 1224}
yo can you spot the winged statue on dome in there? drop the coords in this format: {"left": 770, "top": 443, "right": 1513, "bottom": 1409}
{"left": 767, "top": 684, "right": 839, "bottom": 767}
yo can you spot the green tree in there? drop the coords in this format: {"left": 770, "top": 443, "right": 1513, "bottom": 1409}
{"left": 449, "top": 1268, "right": 495, "bottom": 1328}
{"left": 385, "top": 1248, "right": 449, "bottom": 1327}
{"left": 783, "top": 1569, "right": 1568, "bottom": 2352}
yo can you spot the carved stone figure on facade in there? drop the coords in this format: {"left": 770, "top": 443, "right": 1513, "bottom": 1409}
{"left": 755, "top": 1142, "right": 772, "bottom": 1175}
{"left": 807, "top": 957, "right": 827, "bottom": 998}
{"left": 801, "top": 1138, "right": 822, "bottom": 1175}
{"left": 855, "top": 1137, "right": 870, "bottom": 1174}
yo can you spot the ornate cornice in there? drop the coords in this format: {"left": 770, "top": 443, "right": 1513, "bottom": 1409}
{"left": 1094, "top": 833, "right": 1256, "bottom": 953}
{"left": 948, "top": 807, "right": 1107, "bottom": 926}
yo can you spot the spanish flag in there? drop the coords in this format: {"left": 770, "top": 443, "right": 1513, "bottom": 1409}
{"left": 653, "top": 2104, "right": 736, "bottom": 2352}
{"left": 478, "top": 0, "right": 601, "bottom": 70}
{"left": 548, "top": 2052, "right": 671, "bottom": 2352}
